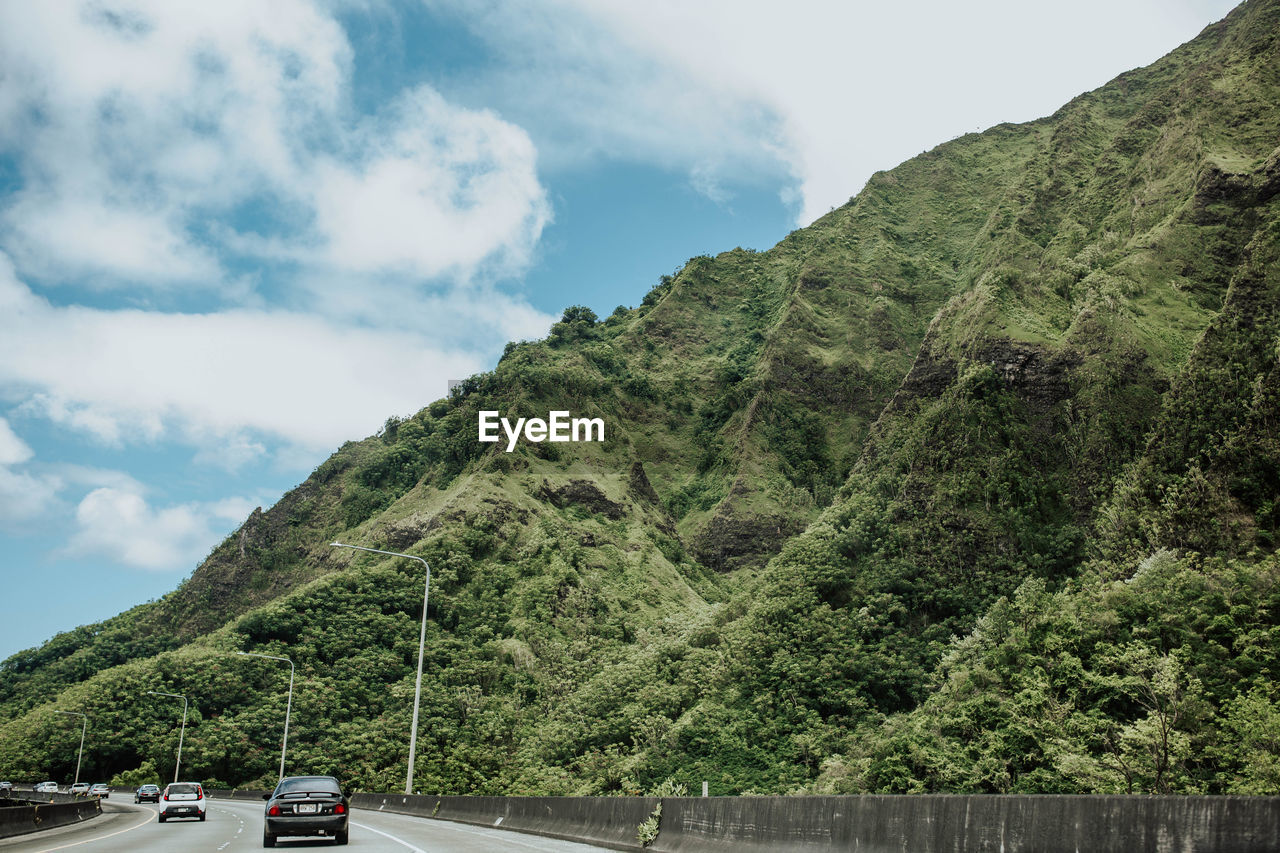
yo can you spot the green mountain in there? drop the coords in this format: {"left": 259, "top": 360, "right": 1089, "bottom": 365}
{"left": 3, "top": 0, "right": 1278, "bottom": 797}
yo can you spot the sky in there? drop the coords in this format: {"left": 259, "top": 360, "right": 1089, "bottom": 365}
{"left": 0, "top": 0, "right": 1239, "bottom": 661}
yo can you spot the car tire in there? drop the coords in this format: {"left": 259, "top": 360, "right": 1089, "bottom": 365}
{"left": 263, "top": 830, "right": 276, "bottom": 848}
{"left": 158, "top": 814, "right": 166, "bottom": 823}
{"left": 199, "top": 812, "right": 206, "bottom": 821}
{"left": 336, "top": 828, "right": 349, "bottom": 845}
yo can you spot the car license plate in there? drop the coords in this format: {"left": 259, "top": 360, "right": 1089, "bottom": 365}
{"left": 296, "top": 803, "right": 319, "bottom": 814}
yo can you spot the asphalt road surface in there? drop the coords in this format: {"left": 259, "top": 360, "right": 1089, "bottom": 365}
{"left": 0, "top": 797, "right": 616, "bottom": 853}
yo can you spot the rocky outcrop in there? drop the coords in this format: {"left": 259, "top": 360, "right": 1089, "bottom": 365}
{"left": 538, "top": 479, "right": 626, "bottom": 520}
{"left": 627, "top": 461, "right": 662, "bottom": 505}
{"left": 689, "top": 505, "right": 806, "bottom": 572}
{"left": 885, "top": 335, "right": 1082, "bottom": 419}
{"left": 973, "top": 340, "right": 1081, "bottom": 413}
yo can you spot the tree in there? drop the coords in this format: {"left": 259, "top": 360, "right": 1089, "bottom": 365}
{"left": 1097, "top": 645, "right": 1204, "bottom": 793}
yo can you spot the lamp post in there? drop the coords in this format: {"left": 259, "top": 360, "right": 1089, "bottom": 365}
{"left": 331, "top": 541, "right": 430, "bottom": 795}
{"left": 53, "top": 711, "right": 87, "bottom": 790}
{"left": 237, "top": 652, "right": 294, "bottom": 783}
{"left": 146, "top": 691, "right": 189, "bottom": 782}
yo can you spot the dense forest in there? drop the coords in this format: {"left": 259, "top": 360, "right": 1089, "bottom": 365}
{"left": 2, "top": 0, "right": 1278, "bottom": 797}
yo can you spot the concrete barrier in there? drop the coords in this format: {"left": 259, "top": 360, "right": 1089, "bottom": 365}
{"left": 651, "top": 795, "right": 1280, "bottom": 853}
{"left": 0, "top": 796, "right": 101, "bottom": 839}
{"left": 208, "top": 790, "right": 1280, "bottom": 852}
{"left": 350, "top": 793, "right": 656, "bottom": 851}
{"left": 207, "top": 788, "right": 269, "bottom": 803}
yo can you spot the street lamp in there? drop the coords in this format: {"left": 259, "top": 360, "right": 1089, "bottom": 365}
{"left": 53, "top": 711, "right": 87, "bottom": 790}
{"left": 237, "top": 652, "right": 294, "bottom": 783}
{"left": 146, "top": 691, "right": 189, "bottom": 782}
{"left": 331, "top": 541, "right": 431, "bottom": 795}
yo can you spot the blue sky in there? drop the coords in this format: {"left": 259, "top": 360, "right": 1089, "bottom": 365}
{"left": 0, "top": 0, "right": 1237, "bottom": 661}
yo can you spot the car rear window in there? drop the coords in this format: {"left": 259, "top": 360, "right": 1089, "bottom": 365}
{"left": 168, "top": 783, "right": 199, "bottom": 795}
{"left": 276, "top": 776, "right": 340, "bottom": 795}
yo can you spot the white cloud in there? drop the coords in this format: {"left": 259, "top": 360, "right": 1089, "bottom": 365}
{"left": 311, "top": 88, "right": 550, "bottom": 279}
{"left": 192, "top": 433, "right": 268, "bottom": 473}
{"left": 66, "top": 486, "right": 259, "bottom": 571}
{"left": 0, "top": 255, "right": 548, "bottom": 454}
{"left": 0, "top": 418, "right": 60, "bottom": 527}
{"left": 5, "top": 198, "right": 221, "bottom": 288}
{"left": 423, "top": 0, "right": 783, "bottom": 185}
{"left": 0, "top": 466, "right": 62, "bottom": 526}
{"left": 428, "top": 0, "right": 1237, "bottom": 224}
{"left": 0, "top": 418, "right": 33, "bottom": 466}
{"left": 0, "top": 0, "right": 549, "bottom": 289}
{"left": 0, "top": 0, "right": 344, "bottom": 287}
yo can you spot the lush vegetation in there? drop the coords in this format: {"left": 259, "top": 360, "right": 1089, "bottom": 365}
{"left": 2, "top": 0, "right": 1278, "bottom": 797}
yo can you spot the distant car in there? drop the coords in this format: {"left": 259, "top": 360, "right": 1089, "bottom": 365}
{"left": 70, "top": 781, "right": 91, "bottom": 796}
{"left": 158, "top": 781, "right": 206, "bottom": 822}
{"left": 35, "top": 781, "right": 60, "bottom": 793}
{"left": 90, "top": 783, "right": 110, "bottom": 798}
{"left": 262, "top": 775, "right": 349, "bottom": 847}
{"left": 0, "top": 781, "right": 13, "bottom": 796}
{"left": 135, "top": 784, "right": 161, "bottom": 803}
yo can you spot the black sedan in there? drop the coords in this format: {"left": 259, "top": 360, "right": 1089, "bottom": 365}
{"left": 263, "top": 775, "right": 350, "bottom": 847}
{"left": 135, "top": 784, "right": 160, "bottom": 803}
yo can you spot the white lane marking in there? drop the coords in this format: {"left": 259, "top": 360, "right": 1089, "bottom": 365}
{"left": 352, "top": 821, "right": 426, "bottom": 852}
{"left": 457, "top": 827, "right": 599, "bottom": 853}
{"left": 207, "top": 806, "right": 244, "bottom": 851}
{"left": 30, "top": 805, "right": 153, "bottom": 852}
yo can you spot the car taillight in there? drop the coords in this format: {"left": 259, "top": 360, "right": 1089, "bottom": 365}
{"left": 163, "top": 793, "right": 169, "bottom": 800}
{"left": 268, "top": 805, "right": 281, "bottom": 816}
{"left": 334, "top": 803, "right": 346, "bottom": 814}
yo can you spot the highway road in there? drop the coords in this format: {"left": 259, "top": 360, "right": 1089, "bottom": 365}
{"left": 0, "top": 797, "right": 616, "bottom": 853}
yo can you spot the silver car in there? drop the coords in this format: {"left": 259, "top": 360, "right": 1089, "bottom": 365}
{"left": 158, "top": 781, "right": 206, "bottom": 822}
